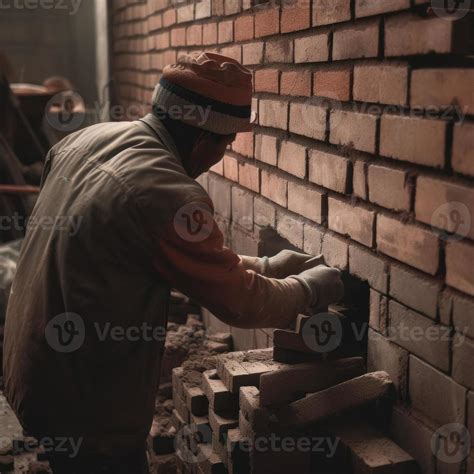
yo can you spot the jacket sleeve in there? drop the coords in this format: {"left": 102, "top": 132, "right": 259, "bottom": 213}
{"left": 153, "top": 202, "right": 310, "bottom": 329}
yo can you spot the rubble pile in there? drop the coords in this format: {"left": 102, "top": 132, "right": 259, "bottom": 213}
{"left": 171, "top": 308, "right": 420, "bottom": 474}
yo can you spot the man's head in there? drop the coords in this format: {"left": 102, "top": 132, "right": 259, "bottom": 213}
{"left": 151, "top": 52, "right": 254, "bottom": 178}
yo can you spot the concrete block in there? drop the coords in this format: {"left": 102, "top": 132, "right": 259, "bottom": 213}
{"left": 259, "top": 357, "right": 366, "bottom": 407}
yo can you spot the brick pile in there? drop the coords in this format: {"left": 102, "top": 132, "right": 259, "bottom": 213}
{"left": 171, "top": 344, "right": 419, "bottom": 473}
{"left": 110, "top": 1, "right": 474, "bottom": 472}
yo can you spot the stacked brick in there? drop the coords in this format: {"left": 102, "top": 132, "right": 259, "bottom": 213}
{"left": 110, "top": 1, "right": 474, "bottom": 472}
{"left": 171, "top": 346, "right": 419, "bottom": 473}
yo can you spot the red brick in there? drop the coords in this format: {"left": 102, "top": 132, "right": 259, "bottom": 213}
{"left": 210, "top": 160, "right": 224, "bottom": 176}
{"left": 255, "top": 196, "right": 276, "bottom": 228}
{"left": 224, "top": 0, "right": 241, "bottom": 16}
{"left": 261, "top": 170, "right": 287, "bottom": 207}
{"left": 353, "top": 160, "right": 367, "bottom": 200}
{"left": 177, "top": 4, "right": 194, "bottom": 23}
{"left": 313, "top": 67, "right": 351, "bottom": 101}
{"left": 313, "top": 0, "right": 351, "bottom": 26}
{"left": 323, "top": 232, "right": 348, "bottom": 269}
{"left": 415, "top": 176, "right": 474, "bottom": 240}
{"left": 288, "top": 182, "right": 325, "bottom": 223}
{"left": 289, "top": 102, "right": 327, "bottom": 140}
{"left": 255, "top": 69, "right": 279, "bottom": 93}
{"left": 281, "top": 1, "right": 310, "bottom": 33}
{"left": 238, "top": 162, "right": 260, "bottom": 193}
{"left": 349, "top": 243, "right": 389, "bottom": 293}
{"left": 163, "top": 9, "right": 176, "bottom": 27}
{"left": 354, "top": 63, "right": 408, "bottom": 106}
{"left": 303, "top": 224, "right": 324, "bottom": 256}
{"left": 308, "top": 149, "right": 349, "bottom": 193}
{"left": 186, "top": 24, "right": 202, "bottom": 46}
{"left": 368, "top": 164, "right": 411, "bottom": 212}
{"left": 280, "top": 71, "right": 311, "bottom": 97}
{"left": 278, "top": 140, "right": 306, "bottom": 178}
{"left": 195, "top": 0, "right": 211, "bottom": 19}
{"left": 171, "top": 27, "right": 186, "bottom": 47}
{"left": 255, "top": 134, "right": 278, "bottom": 166}
{"left": 411, "top": 69, "right": 474, "bottom": 114}
{"left": 156, "top": 31, "right": 170, "bottom": 50}
{"left": 377, "top": 215, "right": 439, "bottom": 275}
{"left": 328, "top": 198, "right": 375, "bottom": 247}
{"left": 219, "top": 45, "right": 242, "bottom": 63}
{"left": 234, "top": 15, "right": 254, "bottom": 42}
{"left": 356, "top": 0, "right": 410, "bottom": 17}
{"left": 452, "top": 122, "right": 474, "bottom": 177}
{"left": 446, "top": 240, "right": 474, "bottom": 297}
{"left": 203, "top": 22, "right": 217, "bottom": 45}
{"left": 255, "top": 7, "right": 280, "bottom": 38}
{"left": 223, "top": 154, "right": 239, "bottom": 182}
{"left": 333, "top": 19, "right": 379, "bottom": 60}
{"left": 218, "top": 20, "right": 233, "bottom": 44}
{"left": 242, "top": 42, "right": 264, "bottom": 66}
{"left": 380, "top": 115, "right": 446, "bottom": 168}
{"left": 385, "top": 15, "right": 456, "bottom": 57}
{"left": 232, "top": 132, "right": 254, "bottom": 158}
{"left": 265, "top": 38, "right": 294, "bottom": 63}
{"left": 294, "top": 33, "right": 329, "bottom": 63}
{"left": 329, "top": 110, "right": 377, "bottom": 153}
{"left": 259, "top": 99, "right": 288, "bottom": 130}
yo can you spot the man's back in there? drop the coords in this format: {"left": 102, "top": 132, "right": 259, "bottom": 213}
{"left": 3, "top": 115, "right": 207, "bottom": 455}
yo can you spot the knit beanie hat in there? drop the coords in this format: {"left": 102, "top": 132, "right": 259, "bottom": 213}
{"left": 152, "top": 52, "right": 255, "bottom": 135}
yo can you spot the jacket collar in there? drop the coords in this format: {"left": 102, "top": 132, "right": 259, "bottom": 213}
{"left": 138, "top": 113, "right": 181, "bottom": 160}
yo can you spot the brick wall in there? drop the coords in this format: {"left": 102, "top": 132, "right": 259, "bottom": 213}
{"left": 109, "top": 1, "right": 473, "bottom": 472}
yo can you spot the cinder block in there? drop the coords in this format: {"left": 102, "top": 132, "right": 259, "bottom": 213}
{"left": 275, "top": 372, "right": 394, "bottom": 429}
{"left": 259, "top": 357, "right": 365, "bottom": 407}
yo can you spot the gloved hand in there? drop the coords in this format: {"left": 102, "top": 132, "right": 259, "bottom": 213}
{"left": 291, "top": 265, "right": 344, "bottom": 311}
{"left": 264, "top": 250, "right": 325, "bottom": 279}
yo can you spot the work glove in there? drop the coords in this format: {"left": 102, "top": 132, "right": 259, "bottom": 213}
{"left": 291, "top": 265, "right": 344, "bottom": 312}
{"left": 264, "top": 250, "right": 326, "bottom": 279}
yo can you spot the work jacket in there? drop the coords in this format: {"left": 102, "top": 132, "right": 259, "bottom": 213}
{"left": 3, "top": 113, "right": 308, "bottom": 456}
